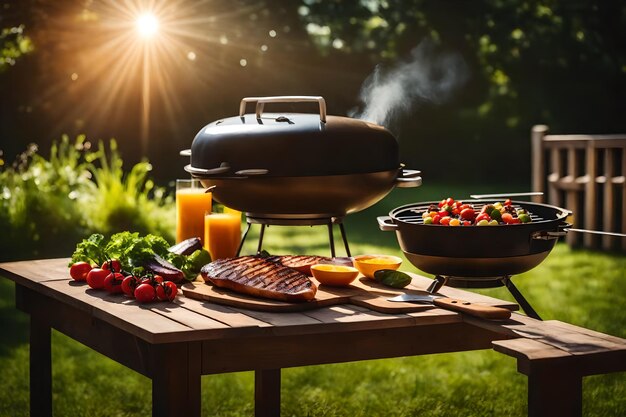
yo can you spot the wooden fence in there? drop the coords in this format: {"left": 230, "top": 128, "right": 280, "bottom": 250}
{"left": 531, "top": 125, "right": 626, "bottom": 251}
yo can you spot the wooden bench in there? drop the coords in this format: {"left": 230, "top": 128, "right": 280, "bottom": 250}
{"left": 467, "top": 315, "right": 626, "bottom": 417}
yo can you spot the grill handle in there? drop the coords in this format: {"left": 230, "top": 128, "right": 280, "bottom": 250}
{"left": 396, "top": 169, "right": 422, "bottom": 188}
{"left": 239, "top": 96, "right": 327, "bottom": 123}
{"left": 184, "top": 164, "right": 230, "bottom": 176}
{"left": 532, "top": 222, "right": 571, "bottom": 240}
{"left": 377, "top": 216, "right": 398, "bottom": 231}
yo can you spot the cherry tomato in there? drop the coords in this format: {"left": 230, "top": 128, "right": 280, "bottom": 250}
{"left": 103, "top": 272, "right": 124, "bottom": 294}
{"left": 102, "top": 259, "right": 122, "bottom": 273}
{"left": 438, "top": 210, "right": 448, "bottom": 217}
{"left": 153, "top": 275, "right": 164, "bottom": 284}
{"left": 445, "top": 197, "right": 455, "bottom": 206}
{"left": 460, "top": 208, "right": 476, "bottom": 221}
{"left": 463, "top": 221, "right": 472, "bottom": 226}
{"left": 440, "top": 216, "right": 451, "bottom": 226}
{"left": 156, "top": 281, "right": 178, "bottom": 302}
{"left": 121, "top": 275, "right": 138, "bottom": 297}
{"left": 501, "top": 213, "right": 514, "bottom": 224}
{"left": 504, "top": 199, "right": 513, "bottom": 206}
{"left": 432, "top": 215, "right": 441, "bottom": 224}
{"left": 134, "top": 283, "right": 156, "bottom": 303}
{"left": 475, "top": 213, "right": 490, "bottom": 223}
{"left": 69, "top": 262, "right": 92, "bottom": 281}
{"left": 86, "top": 268, "right": 109, "bottom": 290}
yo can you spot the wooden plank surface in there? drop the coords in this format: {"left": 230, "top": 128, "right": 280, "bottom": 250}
{"left": 2, "top": 258, "right": 485, "bottom": 342}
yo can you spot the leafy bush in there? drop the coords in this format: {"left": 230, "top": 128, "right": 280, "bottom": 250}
{"left": 0, "top": 135, "right": 174, "bottom": 261}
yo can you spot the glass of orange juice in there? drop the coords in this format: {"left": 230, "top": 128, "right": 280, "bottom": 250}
{"left": 176, "top": 179, "right": 212, "bottom": 244}
{"left": 204, "top": 206, "right": 242, "bottom": 260}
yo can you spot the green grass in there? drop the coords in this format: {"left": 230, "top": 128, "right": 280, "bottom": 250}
{"left": 1, "top": 185, "right": 625, "bottom": 416}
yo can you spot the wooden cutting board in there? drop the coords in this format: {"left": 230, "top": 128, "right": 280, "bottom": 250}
{"left": 182, "top": 275, "right": 437, "bottom": 313}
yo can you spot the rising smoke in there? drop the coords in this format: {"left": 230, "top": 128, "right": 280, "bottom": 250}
{"left": 350, "top": 40, "right": 469, "bottom": 128}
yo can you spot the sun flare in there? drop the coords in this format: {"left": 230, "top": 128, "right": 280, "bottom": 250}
{"left": 136, "top": 13, "right": 159, "bottom": 38}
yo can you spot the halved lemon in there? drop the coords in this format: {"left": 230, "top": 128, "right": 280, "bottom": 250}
{"left": 310, "top": 264, "right": 359, "bottom": 287}
{"left": 353, "top": 254, "right": 403, "bottom": 279}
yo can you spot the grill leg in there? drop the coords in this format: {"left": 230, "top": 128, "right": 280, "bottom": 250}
{"left": 327, "top": 223, "right": 336, "bottom": 258}
{"left": 237, "top": 222, "right": 252, "bottom": 256}
{"left": 257, "top": 224, "right": 267, "bottom": 255}
{"left": 338, "top": 222, "right": 351, "bottom": 257}
{"left": 427, "top": 275, "right": 448, "bottom": 294}
{"left": 501, "top": 276, "right": 542, "bottom": 320}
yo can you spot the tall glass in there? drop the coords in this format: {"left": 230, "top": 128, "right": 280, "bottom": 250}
{"left": 204, "top": 207, "right": 242, "bottom": 260}
{"left": 176, "top": 179, "right": 212, "bottom": 244}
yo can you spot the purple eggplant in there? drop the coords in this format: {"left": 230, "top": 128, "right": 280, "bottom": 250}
{"left": 143, "top": 254, "right": 185, "bottom": 283}
{"left": 168, "top": 237, "right": 202, "bottom": 256}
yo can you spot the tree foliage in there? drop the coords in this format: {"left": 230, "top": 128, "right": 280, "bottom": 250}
{"left": 0, "top": 1, "right": 624, "bottom": 182}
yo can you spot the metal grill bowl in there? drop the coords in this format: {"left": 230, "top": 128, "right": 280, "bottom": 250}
{"left": 378, "top": 200, "right": 570, "bottom": 279}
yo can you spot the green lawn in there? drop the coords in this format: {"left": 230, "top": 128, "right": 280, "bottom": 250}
{"left": 1, "top": 185, "right": 625, "bottom": 416}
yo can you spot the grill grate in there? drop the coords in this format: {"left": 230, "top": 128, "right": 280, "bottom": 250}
{"left": 394, "top": 202, "right": 546, "bottom": 225}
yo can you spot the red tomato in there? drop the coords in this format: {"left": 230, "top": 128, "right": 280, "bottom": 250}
{"left": 86, "top": 268, "right": 108, "bottom": 290}
{"left": 438, "top": 199, "right": 446, "bottom": 208}
{"left": 460, "top": 208, "right": 476, "bottom": 220}
{"left": 504, "top": 199, "right": 513, "bottom": 206}
{"left": 440, "top": 216, "right": 451, "bottom": 226}
{"left": 438, "top": 210, "right": 448, "bottom": 217}
{"left": 509, "top": 217, "right": 521, "bottom": 224}
{"left": 103, "top": 272, "right": 124, "bottom": 294}
{"left": 121, "top": 275, "right": 138, "bottom": 297}
{"left": 134, "top": 283, "right": 156, "bottom": 303}
{"left": 432, "top": 215, "right": 441, "bottom": 224}
{"left": 153, "top": 275, "right": 164, "bottom": 284}
{"left": 463, "top": 221, "right": 472, "bottom": 226}
{"left": 475, "top": 213, "right": 490, "bottom": 223}
{"left": 102, "top": 259, "right": 122, "bottom": 273}
{"left": 156, "top": 281, "right": 178, "bottom": 302}
{"left": 445, "top": 197, "right": 455, "bottom": 206}
{"left": 69, "top": 262, "right": 92, "bottom": 281}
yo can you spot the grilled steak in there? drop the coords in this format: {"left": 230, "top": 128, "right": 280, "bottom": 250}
{"left": 265, "top": 255, "right": 331, "bottom": 276}
{"left": 201, "top": 256, "right": 317, "bottom": 302}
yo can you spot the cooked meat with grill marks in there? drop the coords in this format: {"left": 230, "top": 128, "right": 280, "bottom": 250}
{"left": 200, "top": 256, "right": 317, "bottom": 302}
{"left": 265, "top": 255, "right": 331, "bottom": 276}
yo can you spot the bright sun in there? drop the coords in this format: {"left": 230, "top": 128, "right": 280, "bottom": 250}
{"left": 136, "top": 13, "right": 159, "bottom": 37}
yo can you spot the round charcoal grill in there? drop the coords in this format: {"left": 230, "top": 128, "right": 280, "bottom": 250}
{"left": 181, "top": 96, "right": 422, "bottom": 258}
{"left": 182, "top": 96, "right": 422, "bottom": 220}
{"left": 378, "top": 200, "right": 571, "bottom": 319}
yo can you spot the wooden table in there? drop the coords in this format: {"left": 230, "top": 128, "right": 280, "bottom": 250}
{"left": 1, "top": 258, "right": 625, "bottom": 417}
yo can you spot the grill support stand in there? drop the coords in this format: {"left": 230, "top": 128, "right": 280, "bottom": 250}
{"left": 426, "top": 275, "right": 543, "bottom": 321}
{"left": 236, "top": 216, "right": 351, "bottom": 258}
{"left": 501, "top": 276, "right": 542, "bottom": 320}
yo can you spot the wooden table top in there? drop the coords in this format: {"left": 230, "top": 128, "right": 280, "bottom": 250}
{"left": 0, "top": 258, "right": 518, "bottom": 344}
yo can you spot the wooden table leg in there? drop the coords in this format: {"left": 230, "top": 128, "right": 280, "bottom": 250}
{"left": 151, "top": 342, "right": 201, "bottom": 417}
{"left": 527, "top": 367, "right": 582, "bottom": 417}
{"left": 255, "top": 369, "right": 281, "bottom": 417}
{"left": 30, "top": 315, "right": 52, "bottom": 417}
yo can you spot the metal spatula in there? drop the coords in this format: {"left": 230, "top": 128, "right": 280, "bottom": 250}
{"left": 388, "top": 293, "right": 511, "bottom": 320}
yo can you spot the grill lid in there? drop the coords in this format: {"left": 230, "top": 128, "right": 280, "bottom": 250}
{"left": 185, "top": 96, "right": 399, "bottom": 178}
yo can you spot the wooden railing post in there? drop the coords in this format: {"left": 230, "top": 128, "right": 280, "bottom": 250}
{"left": 531, "top": 125, "right": 548, "bottom": 203}
{"left": 584, "top": 141, "right": 597, "bottom": 248}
